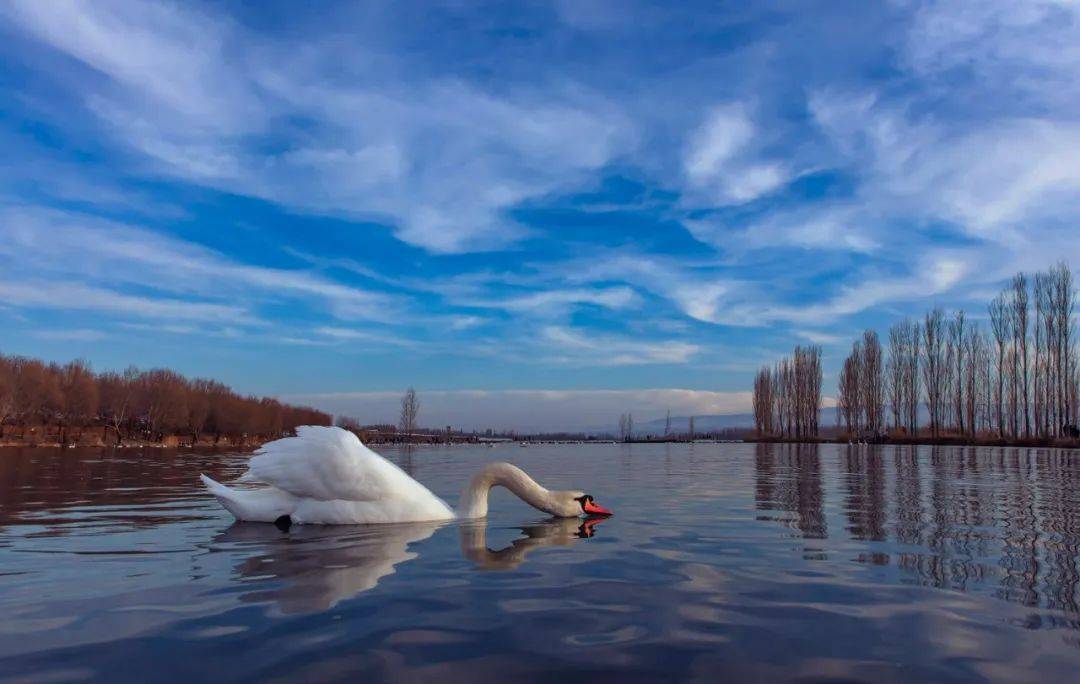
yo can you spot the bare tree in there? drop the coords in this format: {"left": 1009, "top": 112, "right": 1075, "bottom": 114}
{"left": 98, "top": 367, "right": 136, "bottom": 444}
{"left": 860, "top": 330, "right": 884, "bottom": 436}
{"left": 754, "top": 262, "right": 1078, "bottom": 444}
{"left": 136, "top": 369, "right": 188, "bottom": 440}
{"left": 907, "top": 321, "right": 921, "bottom": 435}
{"left": 989, "top": 294, "right": 1010, "bottom": 436}
{"left": 756, "top": 346, "right": 821, "bottom": 440}
{"left": 753, "top": 367, "right": 774, "bottom": 436}
{"left": 923, "top": 308, "right": 946, "bottom": 439}
{"left": 13, "top": 358, "right": 62, "bottom": 436}
{"left": 805, "top": 346, "right": 822, "bottom": 437}
{"left": 61, "top": 360, "right": 99, "bottom": 442}
{"left": 616, "top": 412, "right": 636, "bottom": 441}
{"left": 187, "top": 378, "right": 217, "bottom": 444}
{"left": 965, "top": 323, "right": 985, "bottom": 435}
{"left": 775, "top": 358, "right": 794, "bottom": 437}
{"left": 399, "top": 387, "right": 420, "bottom": 441}
{"left": 1034, "top": 272, "right": 1049, "bottom": 437}
{"left": 1052, "top": 262, "right": 1075, "bottom": 431}
{"left": 1012, "top": 274, "right": 1031, "bottom": 437}
{"left": 887, "top": 323, "right": 906, "bottom": 431}
{"left": 949, "top": 310, "right": 966, "bottom": 435}
{"left": 981, "top": 328, "right": 993, "bottom": 433}
{"left": 838, "top": 341, "right": 862, "bottom": 437}
{"left": 0, "top": 356, "right": 14, "bottom": 439}
{"left": 885, "top": 322, "right": 920, "bottom": 432}
{"left": 0, "top": 352, "right": 330, "bottom": 445}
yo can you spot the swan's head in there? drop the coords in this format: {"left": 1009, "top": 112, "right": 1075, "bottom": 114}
{"left": 547, "top": 490, "right": 613, "bottom": 518}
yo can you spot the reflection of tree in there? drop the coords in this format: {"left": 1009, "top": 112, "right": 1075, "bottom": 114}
{"left": 1032, "top": 450, "right": 1080, "bottom": 620}
{"left": 842, "top": 445, "right": 886, "bottom": 543}
{"left": 754, "top": 442, "right": 826, "bottom": 540}
{"left": 750, "top": 442, "right": 1080, "bottom": 628}
{"left": 922, "top": 446, "right": 988, "bottom": 591}
{"left": 399, "top": 444, "right": 415, "bottom": 477}
{"left": 997, "top": 446, "right": 1040, "bottom": 607}
{"left": 754, "top": 442, "right": 777, "bottom": 517}
{"left": 1052, "top": 452, "right": 1080, "bottom": 618}
{"left": 0, "top": 446, "right": 241, "bottom": 534}
{"left": 892, "top": 445, "right": 923, "bottom": 547}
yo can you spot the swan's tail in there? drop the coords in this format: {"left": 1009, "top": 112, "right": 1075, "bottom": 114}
{"left": 200, "top": 474, "right": 297, "bottom": 523}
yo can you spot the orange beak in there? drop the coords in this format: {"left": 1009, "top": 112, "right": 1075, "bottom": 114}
{"left": 582, "top": 499, "right": 613, "bottom": 516}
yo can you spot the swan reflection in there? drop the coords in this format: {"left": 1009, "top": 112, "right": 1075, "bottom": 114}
{"left": 461, "top": 516, "right": 606, "bottom": 571}
{"left": 215, "top": 515, "right": 605, "bottom": 613}
{"left": 215, "top": 520, "right": 444, "bottom": 614}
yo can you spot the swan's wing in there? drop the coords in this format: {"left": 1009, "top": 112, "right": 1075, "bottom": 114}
{"left": 241, "top": 426, "right": 420, "bottom": 502}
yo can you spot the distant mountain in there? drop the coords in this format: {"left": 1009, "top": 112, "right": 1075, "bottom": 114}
{"left": 592, "top": 407, "right": 840, "bottom": 437}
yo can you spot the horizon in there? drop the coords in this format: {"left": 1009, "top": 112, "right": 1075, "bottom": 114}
{"left": 2, "top": 1, "right": 1079, "bottom": 431}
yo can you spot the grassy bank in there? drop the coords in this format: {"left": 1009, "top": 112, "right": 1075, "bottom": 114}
{"left": 0, "top": 425, "right": 269, "bottom": 450}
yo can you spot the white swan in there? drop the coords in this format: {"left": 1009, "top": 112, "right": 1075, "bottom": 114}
{"left": 200, "top": 426, "right": 612, "bottom": 526}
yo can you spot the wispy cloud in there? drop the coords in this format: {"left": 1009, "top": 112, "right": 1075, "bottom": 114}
{"left": 793, "top": 329, "right": 848, "bottom": 346}
{"left": 0, "top": 280, "right": 251, "bottom": 323}
{"left": 540, "top": 326, "right": 699, "bottom": 366}
{"left": 0, "top": 206, "right": 401, "bottom": 325}
{"left": 1, "top": 0, "right": 636, "bottom": 254}
{"left": 459, "top": 286, "right": 641, "bottom": 316}
{"left": 33, "top": 328, "right": 108, "bottom": 342}
{"left": 313, "top": 326, "right": 417, "bottom": 348}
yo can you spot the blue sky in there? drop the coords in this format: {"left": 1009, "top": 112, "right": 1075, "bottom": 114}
{"left": 1, "top": 1, "right": 1079, "bottom": 430}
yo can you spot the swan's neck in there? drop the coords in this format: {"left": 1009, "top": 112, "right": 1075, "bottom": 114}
{"left": 458, "top": 462, "right": 551, "bottom": 519}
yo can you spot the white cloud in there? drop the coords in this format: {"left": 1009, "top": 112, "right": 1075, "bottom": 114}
{"left": 685, "top": 205, "right": 882, "bottom": 255}
{"left": 540, "top": 325, "right": 699, "bottom": 366}
{"left": 810, "top": 89, "right": 1080, "bottom": 244}
{"left": 2, "top": 0, "right": 247, "bottom": 127}
{"left": 685, "top": 104, "right": 755, "bottom": 182}
{"left": 447, "top": 315, "right": 485, "bottom": 331}
{"left": 683, "top": 103, "right": 789, "bottom": 204}
{"left": 535, "top": 253, "right": 740, "bottom": 325}
{"left": 794, "top": 329, "right": 847, "bottom": 346}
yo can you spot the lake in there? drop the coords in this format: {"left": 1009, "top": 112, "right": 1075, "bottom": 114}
{"left": 2, "top": 443, "right": 1080, "bottom": 682}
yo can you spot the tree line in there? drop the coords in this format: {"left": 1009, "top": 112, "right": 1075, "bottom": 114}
{"left": 753, "top": 345, "right": 824, "bottom": 439}
{"left": 756, "top": 262, "right": 1078, "bottom": 443}
{"left": 0, "top": 353, "right": 331, "bottom": 445}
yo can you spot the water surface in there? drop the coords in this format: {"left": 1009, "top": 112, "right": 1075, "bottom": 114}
{"left": 2, "top": 443, "right": 1080, "bottom": 682}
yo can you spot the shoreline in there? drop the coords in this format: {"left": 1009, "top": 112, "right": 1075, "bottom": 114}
{"left": 0, "top": 439, "right": 264, "bottom": 450}
{"left": 745, "top": 436, "right": 1080, "bottom": 449}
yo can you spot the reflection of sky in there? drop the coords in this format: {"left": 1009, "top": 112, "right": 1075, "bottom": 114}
{"left": 1, "top": 443, "right": 1080, "bottom": 681}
